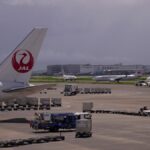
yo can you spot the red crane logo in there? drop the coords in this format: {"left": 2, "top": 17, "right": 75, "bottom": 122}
{"left": 12, "top": 49, "right": 34, "bottom": 73}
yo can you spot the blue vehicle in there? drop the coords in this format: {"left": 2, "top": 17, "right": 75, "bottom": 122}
{"left": 30, "top": 112, "right": 76, "bottom": 131}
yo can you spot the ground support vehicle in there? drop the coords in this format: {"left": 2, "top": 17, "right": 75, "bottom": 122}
{"left": 135, "top": 81, "right": 147, "bottom": 86}
{"left": 81, "top": 88, "right": 111, "bottom": 94}
{"left": 30, "top": 112, "right": 92, "bottom": 134}
{"left": 0, "top": 136, "right": 65, "bottom": 148}
{"left": 26, "top": 97, "right": 38, "bottom": 110}
{"left": 51, "top": 98, "right": 62, "bottom": 107}
{"left": 15, "top": 97, "right": 27, "bottom": 110}
{"left": 4, "top": 100, "right": 16, "bottom": 111}
{"left": 64, "top": 84, "right": 79, "bottom": 96}
{"left": 39, "top": 98, "right": 50, "bottom": 110}
{"left": 139, "top": 106, "right": 150, "bottom": 116}
{"left": 82, "top": 102, "right": 93, "bottom": 112}
{"left": 30, "top": 112, "right": 76, "bottom": 131}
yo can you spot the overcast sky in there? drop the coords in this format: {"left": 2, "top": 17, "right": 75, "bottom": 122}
{"left": 0, "top": 0, "right": 150, "bottom": 70}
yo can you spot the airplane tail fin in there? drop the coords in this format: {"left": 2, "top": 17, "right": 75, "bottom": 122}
{"left": 0, "top": 28, "right": 47, "bottom": 86}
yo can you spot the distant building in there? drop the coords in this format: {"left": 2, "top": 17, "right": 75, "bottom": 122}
{"left": 144, "top": 65, "right": 150, "bottom": 74}
{"left": 63, "top": 64, "right": 80, "bottom": 75}
{"left": 47, "top": 65, "right": 62, "bottom": 75}
{"left": 47, "top": 64, "right": 149, "bottom": 75}
{"left": 47, "top": 64, "right": 80, "bottom": 75}
{"left": 80, "top": 64, "right": 93, "bottom": 75}
{"left": 98, "top": 64, "right": 145, "bottom": 75}
{"left": 32, "top": 70, "right": 47, "bottom": 75}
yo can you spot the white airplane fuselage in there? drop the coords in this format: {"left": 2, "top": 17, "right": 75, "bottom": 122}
{"left": 93, "top": 75, "right": 126, "bottom": 81}
{"left": 93, "top": 74, "right": 138, "bottom": 82}
{"left": 63, "top": 75, "right": 77, "bottom": 81}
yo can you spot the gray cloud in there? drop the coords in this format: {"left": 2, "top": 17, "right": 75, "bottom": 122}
{"left": 0, "top": 0, "right": 150, "bottom": 70}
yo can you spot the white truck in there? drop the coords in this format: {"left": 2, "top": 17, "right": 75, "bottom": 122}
{"left": 147, "top": 81, "right": 150, "bottom": 87}
{"left": 139, "top": 106, "right": 150, "bottom": 116}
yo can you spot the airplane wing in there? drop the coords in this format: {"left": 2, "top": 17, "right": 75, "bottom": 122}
{"left": 1, "top": 84, "right": 56, "bottom": 101}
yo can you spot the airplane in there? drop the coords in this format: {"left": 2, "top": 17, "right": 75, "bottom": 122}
{"left": 93, "top": 73, "right": 139, "bottom": 82}
{"left": 63, "top": 74, "right": 77, "bottom": 81}
{"left": 93, "top": 75, "right": 127, "bottom": 82}
{"left": 61, "top": 66, "right": 77, "bottom": 81}
{"left": 0, "top": 28, "right": 55, "bottom": 101}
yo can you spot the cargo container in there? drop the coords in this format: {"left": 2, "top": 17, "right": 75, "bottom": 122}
{"left": 64, "top": 84, "right": 79, "bottom": 96}
{"left": 39, "top": 98, "right": 50, "bottom": 110}
{"left": 51, "top": 98, "right": 61, "bottom": 107}
{"left": 82, "top": 102, "right": 93, "bottom": 112}
{"left": 75, "top": 112, "right": 92, "bottom": 138}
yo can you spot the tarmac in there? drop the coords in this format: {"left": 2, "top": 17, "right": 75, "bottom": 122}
{"left": 0, "top": 83, "right": 150, "bottom": 150}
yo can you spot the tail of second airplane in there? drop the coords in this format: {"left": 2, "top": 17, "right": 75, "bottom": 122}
{"left": 0, "top": 28, "right": 47, "bottom": 89}
{"left": 61, "top": 65, "right": 65, "bottom": 76}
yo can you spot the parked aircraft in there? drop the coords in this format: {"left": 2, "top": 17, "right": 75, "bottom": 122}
{"left": 93, "top": 73, "right": 139, "bottom": 82}
{"left": 93, "top": 75, "right": 126, "bottom": 82}
{"left": 63, "top": 74, "right": 77, "bottom": 81}
{"left": 0, "top": 28, "right": 55, "bottom": 101}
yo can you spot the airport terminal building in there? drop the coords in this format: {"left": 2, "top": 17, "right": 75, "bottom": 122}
{"left": 47, "top": 64, "right": 80, "bottom": 75}
{"left": 47, "top": 64, "right": 150, "bottom": 75}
